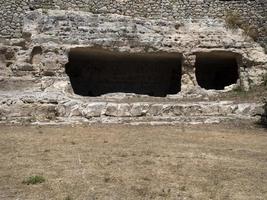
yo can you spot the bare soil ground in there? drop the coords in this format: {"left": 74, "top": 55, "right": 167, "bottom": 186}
{"left": 0, "top": 123, "right": 266, "bottom": 200}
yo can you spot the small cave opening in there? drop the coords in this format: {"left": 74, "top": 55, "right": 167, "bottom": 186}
{"left": 30, "top": 46, "right": 42, "bottom": 64}
{"left": 195, "top": 52, "right": 239, "bottom": 90}
{"left": 65, "top": 48, "right": 182, "bottom": 97}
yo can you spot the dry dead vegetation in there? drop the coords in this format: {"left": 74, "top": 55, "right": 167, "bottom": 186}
{"left": 0, "top": 123, "right": 266, "bottom": 200}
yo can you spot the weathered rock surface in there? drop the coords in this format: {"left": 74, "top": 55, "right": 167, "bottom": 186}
{"left": 0, "top": 85, "right": 263, "bottom": 124}
{"left": 0, "top": 9, "right": 266, "bottom": 124}
{"left": 1, "top": 0, "right": 266, "bottom": 46}
{"left": 21, "top": 9, "right": 267, "bottom": 90}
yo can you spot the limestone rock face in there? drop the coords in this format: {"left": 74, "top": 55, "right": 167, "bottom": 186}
{"left": 0, "top": 9, "right": 266, "bottom": 124}
{"left": 82, "top": 103, "right": 106, "bottom": 118}
{"left": 20, "top": 9, "right": 266, "bottom": 89}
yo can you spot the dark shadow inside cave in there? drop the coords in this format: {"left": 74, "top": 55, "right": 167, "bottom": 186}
{"left": 65, "top": 48, "right": 182, "bottom": 97}
{"left": 195, "top": 52, "right": 239, "bottom": 90}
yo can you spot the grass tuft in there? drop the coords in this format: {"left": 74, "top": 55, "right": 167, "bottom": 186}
{"left": 64, "top": 195, "right": 73, "bottom": 200}
{"left": 22, "top": 175, "right": 45, "bottom": 185}
{"left": 233, "top": 85, "right": 243, "bottom": 92}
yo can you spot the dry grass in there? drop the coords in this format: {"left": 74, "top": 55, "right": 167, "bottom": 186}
{"left": 225, "top": 10, "right": 242, "bottom": 30}
{"left": 214, "top": 85, "right": 267, "bottom": 103}
{"left": 224, "top": 10, "right": 259, "bottom": 41}
{"left": 0, "top": 124, "right": 266, "bottom": 199}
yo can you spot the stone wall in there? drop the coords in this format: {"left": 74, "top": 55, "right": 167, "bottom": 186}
{"left": 0, "top": 0, "right": 266, "bottom": 44}
{"left": 0, "top": 0, "right": 29, "bottom": 38}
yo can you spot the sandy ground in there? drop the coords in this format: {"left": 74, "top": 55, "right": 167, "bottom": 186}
{"left": 0, "top": 123, "right": 266, "bottom": 200}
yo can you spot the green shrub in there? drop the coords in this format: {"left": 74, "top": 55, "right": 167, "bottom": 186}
{"left": 64, "top": 195, "right": 73, "bottom": 200}
{"left": 22, "top": 175, "right": 45, "bottom": 185}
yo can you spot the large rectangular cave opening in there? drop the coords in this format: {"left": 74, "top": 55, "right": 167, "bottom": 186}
{"left": 195, "top": 52, "right": 239, "bottom": 90}
{"left": 65, "top": 48, "right": 182, "bottom": 97}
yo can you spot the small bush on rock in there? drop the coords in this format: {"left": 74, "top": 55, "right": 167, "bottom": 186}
{"left": 225, "top": 10, "right": 242, "bottom": 29}
{"left": 241, "top": 23, "right": 259, "bottom": 41}
{"left": 224, "top": 10, "right": 259, "bottom": 41}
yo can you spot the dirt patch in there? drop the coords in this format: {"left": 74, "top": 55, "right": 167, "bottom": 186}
{"left": 0, "top": 124, "right": 266, "bottom": 200}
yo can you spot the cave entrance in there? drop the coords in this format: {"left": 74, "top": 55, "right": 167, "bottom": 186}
{"left": 195, "top": 52, "right": 239, "bottom": 90}
{"left": 65, "top": 48, "right": 182, "bottom": 97}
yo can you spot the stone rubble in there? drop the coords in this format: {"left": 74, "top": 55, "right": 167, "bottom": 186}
{"left": 0, "top": 83, "right": 263, "bottom": 124}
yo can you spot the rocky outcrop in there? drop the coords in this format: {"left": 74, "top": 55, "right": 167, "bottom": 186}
{"left": 0, "top": 87, "right": 263, "bottom": 124}
{"left": 21, "top": 9, "right": 267, "bottom": 91}
{"left": 0, "top": 9, "right": 266, "bottom": 124}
